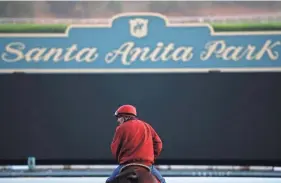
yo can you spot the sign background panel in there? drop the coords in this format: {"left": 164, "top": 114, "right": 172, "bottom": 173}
{"left": 0, "top": 73, "right": 280, "bottom": 165}
{"left": 0, "top": 13, "right": 280, "bottom": 72}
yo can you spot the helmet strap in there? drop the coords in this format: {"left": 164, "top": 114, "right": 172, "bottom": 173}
{"left": 122, "top": 115, "right": 136, "bottom": 122}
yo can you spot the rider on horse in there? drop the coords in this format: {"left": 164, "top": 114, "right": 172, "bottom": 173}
{"left": 106, "top": 104, "right": 166, "bottom": 183}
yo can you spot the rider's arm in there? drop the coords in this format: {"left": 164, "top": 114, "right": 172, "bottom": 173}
{"left": 111, "top": 126, "right": 124, "bottom": 160}
{"left": 150, "top": 126, "right": 163, "bottom": 159}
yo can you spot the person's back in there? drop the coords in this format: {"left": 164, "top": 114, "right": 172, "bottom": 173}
{"left": 111, "top": 118, "right": 159, "bottom": 166}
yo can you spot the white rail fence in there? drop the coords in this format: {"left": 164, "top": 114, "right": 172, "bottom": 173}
{"left": 0, "top": 12, "right": 281, "bottom": 24}
{"left": 0, "top": 165, "right": 281, "bottom": 172}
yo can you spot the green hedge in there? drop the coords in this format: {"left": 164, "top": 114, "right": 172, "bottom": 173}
{"left": 0, "top": 24, "right": 67, "bottom": 33}
{"left": 211, "top": 22, "right": 281, "bottom": 32}
{"left": 0, "top": 22, "right": 281, "bottom": 33}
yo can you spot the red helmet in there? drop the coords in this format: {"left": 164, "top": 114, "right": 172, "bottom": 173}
{"left": 115, "top": 105, "right": 137, "bottom": 117}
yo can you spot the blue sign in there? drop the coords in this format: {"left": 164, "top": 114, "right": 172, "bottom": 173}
{"left": 0, "top": 13, "right": 281, "bottom": 73}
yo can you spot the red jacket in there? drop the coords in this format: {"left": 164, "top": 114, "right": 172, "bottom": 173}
{"left": 111, "top": 118, "right": 162, "bottom": 166}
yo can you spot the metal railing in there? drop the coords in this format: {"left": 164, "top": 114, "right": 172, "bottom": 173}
{"left": 0, "top": 165, "right": 281, "bottom": 177}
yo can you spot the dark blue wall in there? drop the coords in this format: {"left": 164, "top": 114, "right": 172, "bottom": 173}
{"left": 0, "top": 73, "right": 281, "bottom": 165}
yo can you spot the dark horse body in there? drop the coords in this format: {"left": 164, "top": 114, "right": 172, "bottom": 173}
{"left": 107, "top": 164, "right": 159, "bottom": 183}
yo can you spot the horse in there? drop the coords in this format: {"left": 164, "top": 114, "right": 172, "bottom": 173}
{"left": 107, "top": 163, "right": 159, "bottom": 183}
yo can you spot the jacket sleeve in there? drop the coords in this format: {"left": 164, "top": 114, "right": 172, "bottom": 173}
{"left": 111, "top": 126, "right": 124, "bottom": 160}
{"left": 150, "top": 126, "right": 163, "bottom": 159}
